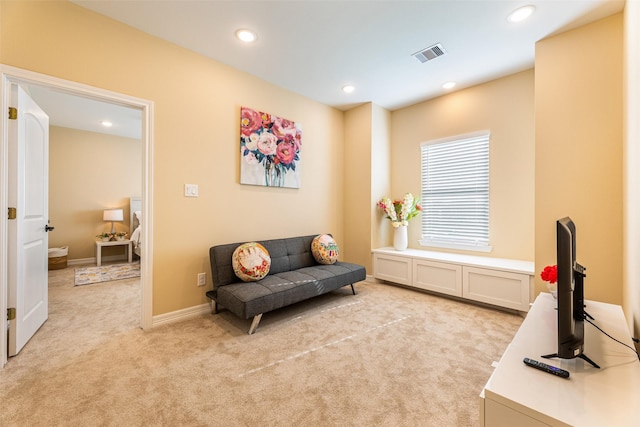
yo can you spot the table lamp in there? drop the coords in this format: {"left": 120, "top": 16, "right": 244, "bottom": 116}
{"left": 103, "top": 209, "right": 123, "bottom": 234}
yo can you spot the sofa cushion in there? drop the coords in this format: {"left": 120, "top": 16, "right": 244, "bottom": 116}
{"left": 210, "top": 235, "right": 318, "bottom": 288}
{"left": 232, "top": 242, "right": 271, "bottom": 282}
{"left": 215, "top": 261, "right": 366, "bottom": 319}
{"left": 311, "top": 234, "right": 339, "bottom": 264}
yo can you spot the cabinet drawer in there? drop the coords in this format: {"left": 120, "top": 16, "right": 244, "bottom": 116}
{"left": 373, "top": 253, "right": 412, "bottom": 285}
{"left": 413, "top": 259, "right": 462, "bottom": 296}
{"left": 463, "top": 266, "right": 530, "bottom": 311}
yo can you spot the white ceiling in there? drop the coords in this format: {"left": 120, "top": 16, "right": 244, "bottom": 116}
{"left": 27, "top": 85, "right": 142, "bottom": 140}
{"left": 33, "top": 0, "right": 624, "bottom": 138}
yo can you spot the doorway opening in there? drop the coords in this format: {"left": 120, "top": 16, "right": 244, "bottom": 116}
{"left": 0, "top": 65, "right": 154, "bottom": 368}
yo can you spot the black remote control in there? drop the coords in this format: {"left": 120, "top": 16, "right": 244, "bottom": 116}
{"left": 523, "top": 357, "right": 570, "bottom": 378}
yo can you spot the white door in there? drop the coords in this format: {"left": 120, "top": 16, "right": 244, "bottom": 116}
{"left": 7, "top": 84, "right": 50, "bottom": 356}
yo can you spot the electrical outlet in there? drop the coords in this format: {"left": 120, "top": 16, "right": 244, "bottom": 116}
{"left": 197, "top": 272, "right": 206, "bottom": 287}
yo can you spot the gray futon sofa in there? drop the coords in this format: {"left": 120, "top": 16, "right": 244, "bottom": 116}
{"left": 206, "top": 234, "right": 366, "bottom": 334}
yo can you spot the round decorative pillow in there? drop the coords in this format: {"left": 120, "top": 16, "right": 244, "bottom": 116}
{"left": 232, "top": 242, "right": 271, "bottom": 282}
{"left": 311, "top": 234, "right": 340, "bottom": 265}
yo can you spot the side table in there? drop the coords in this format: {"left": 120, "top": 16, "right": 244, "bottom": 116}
{"left": 95, "top": 239, "right": 133, "bottom": 266}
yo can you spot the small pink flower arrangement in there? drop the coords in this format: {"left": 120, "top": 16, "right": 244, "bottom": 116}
{"left": 377, "top": 193, "right": 422, "bottom": 228}
{"left": 540, "top": 265, "right": 558, "bottom": 284}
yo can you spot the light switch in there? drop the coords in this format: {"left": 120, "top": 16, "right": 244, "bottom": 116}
{"left": 184, "top": 184, "right": 199, "bottom": 197}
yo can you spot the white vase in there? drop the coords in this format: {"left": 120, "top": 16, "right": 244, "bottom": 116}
{"left": 393, "top": 225, "right": 408, "bottom": 251}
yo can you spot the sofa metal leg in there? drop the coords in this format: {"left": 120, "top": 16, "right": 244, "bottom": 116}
{"left": 211, "top": 300, "right": 218, "bottom": 314}
{"left": 350, "top": 284, "right": 357, "bottom": 295}
{"left": 248, "top": 313, "right": 263, "bottom": 335}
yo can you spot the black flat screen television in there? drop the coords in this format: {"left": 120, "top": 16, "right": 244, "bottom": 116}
{"left": 542, "top": 217, "right": 599, "bottom": 368}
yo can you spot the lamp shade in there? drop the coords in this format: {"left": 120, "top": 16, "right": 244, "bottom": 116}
{"left": 103, "top": 209, "right": 123, "bottom": 222}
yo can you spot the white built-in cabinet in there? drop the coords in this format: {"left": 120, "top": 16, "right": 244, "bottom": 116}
{"left": 372, "top": 248, "right": 534, "bottom": 312}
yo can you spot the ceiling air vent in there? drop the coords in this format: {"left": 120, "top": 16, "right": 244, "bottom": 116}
{"left": 412, "top": 43, "right": 446, "bottom": 63}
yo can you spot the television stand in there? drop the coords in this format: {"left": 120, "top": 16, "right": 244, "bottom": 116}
{"left": 541, "top": 352, "right": 600, "bottom": 369}
{"left": 481, "top": 293, "right": 640, "bottom": 426}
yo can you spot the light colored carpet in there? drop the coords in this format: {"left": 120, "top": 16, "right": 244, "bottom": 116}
{"left": 74, "top": 262, "right": 141, "bottom": 286}
{"left": 0, "top": 266, "right": 522, "bottom": 426}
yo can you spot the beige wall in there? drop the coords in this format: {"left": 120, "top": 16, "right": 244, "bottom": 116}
{"left": 389, "top": 70, "right": 536, "bottom": 261}
{"left": 344, "top": 103, "right": 373, "bottom": 270}
{"left": 370, "top": 103, "right": 392, "bottom": 251}
{"left": 343, "top": 102, "right": 392, "bottom": 272}
{"left": 535, "top": 14, "right": 623, "bottom": 304}
{"left": 2, "top": 2, "right": 633, "bottom": 322}
{"left": 1, "top": 1, "right": 346, "bottom": 315}
{"left": 48, "top": 126, "right": 141, "bottom": 260}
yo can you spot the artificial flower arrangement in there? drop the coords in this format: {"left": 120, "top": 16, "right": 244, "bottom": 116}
{"left": 540, "top": 264, "right": 559, "bottom": 298}
{"left": 540, "top": 265, "right": 558, "bottom": 284}
{"left": 377, "top": 193, "right": 422, "bottom": 228}
{"left": 95, "top": 232, "right": 128, "bottom": 241}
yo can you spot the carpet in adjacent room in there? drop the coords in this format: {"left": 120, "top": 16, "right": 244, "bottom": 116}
{"left": 74, "top": 262, "right": 140, "bottom": 286}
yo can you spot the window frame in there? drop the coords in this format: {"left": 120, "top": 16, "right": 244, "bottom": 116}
{"left": 418, "top": 130, "right": 492, "bottom": 253}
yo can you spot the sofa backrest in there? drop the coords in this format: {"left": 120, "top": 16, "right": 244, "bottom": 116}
{"left": 209, "top": 235, "right": 318, "bottom": 288}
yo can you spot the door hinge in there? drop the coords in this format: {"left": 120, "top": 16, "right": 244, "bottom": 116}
{"left": 8, "top": 107, "right": 17, "bottom": 120}
{"left": 7, "top": 308, "right": 16, "bottom": 321}
{"left": 8, "top": 207, "right": 16, "bottom": 220}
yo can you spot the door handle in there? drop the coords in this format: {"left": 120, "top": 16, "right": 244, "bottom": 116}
{"left": 45, "top": 225, "right": 55, "bottom": 232}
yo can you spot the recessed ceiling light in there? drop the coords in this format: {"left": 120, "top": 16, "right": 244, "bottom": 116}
{"left": 101, "top": 120, "right": 113, "bottom": 128}
{"left": 235, "top": 29, "right": 257, "bottom": 43}
{"left": 342, "top": 85, "right": 355, "bottom": 94}
{"left": 442, "top": 81, "right": 456, "bottom": 90}
{"left": 507, "top": 5, "right": 536, "bottom": 23}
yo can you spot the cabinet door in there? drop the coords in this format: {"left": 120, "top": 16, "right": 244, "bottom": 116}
{"left": 413, "top": 259, "right": 462, "bottom": 296}
{"left": 373, "top": 253, "right": 412, "bottom": 285}
{"left": 463, "top": 266, "right": 530, "bottom": 311}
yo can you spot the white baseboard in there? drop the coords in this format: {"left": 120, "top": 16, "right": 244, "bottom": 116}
{"left": 67, "top": 257, "right": 94, "bottom": 266}
{"left": 152, "top": 302, "right": 212, "bottom": 327}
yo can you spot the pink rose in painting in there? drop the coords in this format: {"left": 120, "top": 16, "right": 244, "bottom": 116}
{"left": 294, "top": 131, "right": 302, "bottom": 151}
{"left": 257, "top": 132, "right": 278, "bottom": 155}
{"left": 243, "top": 150, "right": 259, "bottom": 165}
{"left": 241, "top": 107, "right": 262, "bottom": 137}
{"left": 276, "top": 141, "right": 296, "bottom": 165}
{"left": 285, "top": 132, "right": 302, "bottom": 153}
{"left": 272, "top": 117, "right": 297, "bottom": 141}
{"left": 261, "top": 113, "right": 272, "bottom": 128}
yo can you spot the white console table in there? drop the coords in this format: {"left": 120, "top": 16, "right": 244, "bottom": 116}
{"left": 372, "top": 248, "right": 534, "bottom": 312}
{"left": 481, "top": 293, "right": 640, "bottom": 426}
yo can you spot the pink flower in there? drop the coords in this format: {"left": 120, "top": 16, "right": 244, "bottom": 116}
{"left": 261, "top": 113, "right": 272, "bottom": 128}
{"left": 257, "top": 132, "right": 278, "bottom": 156}
{"left": 272, "top": 117, "right": 298, "bottom": 141}
{"left": 243, "top": 150, "right": 259, "bottom": 165}
{"left": 377, "top": 193, "right": 421, "bottom": 226}
{"left": 241, "top": 107, "right": 262, "bottom": 137}
{"left": 276, "top": 141, "right": 296, "bottom": 165}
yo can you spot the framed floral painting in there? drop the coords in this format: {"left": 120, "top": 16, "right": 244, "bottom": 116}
{"left": 240, "top": 106, "right": 302, "bottom": 188}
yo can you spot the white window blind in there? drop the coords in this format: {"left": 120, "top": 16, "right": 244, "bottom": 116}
{"left": 420, "top": 131, "right": 491, "bottom": 251}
